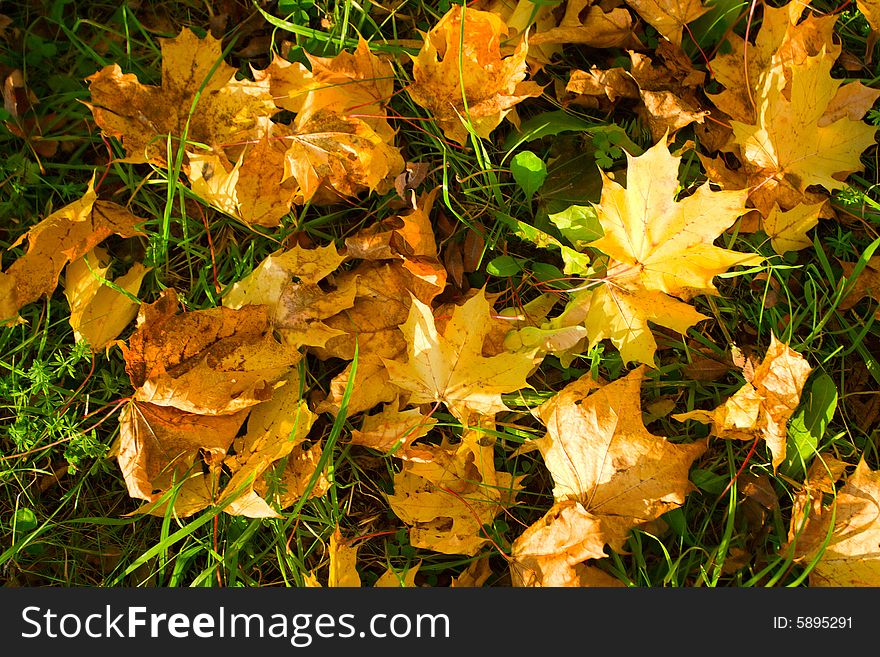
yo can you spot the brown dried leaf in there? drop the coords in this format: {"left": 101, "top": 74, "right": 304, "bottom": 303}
{"left": 407, "top": 5, "right": 543, "bottom": 145}
{"left": 85, "top": 28, "right": 277, "bottom": 165}
{"left": 123, "top": 290, "right": 300, "bottom": 415}
{"left": 117, "top": 400, "right": 249, "bottom": 514}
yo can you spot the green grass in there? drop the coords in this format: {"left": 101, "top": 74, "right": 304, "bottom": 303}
{"left": 1, "top": 0, "right": 879, "bottom": 588}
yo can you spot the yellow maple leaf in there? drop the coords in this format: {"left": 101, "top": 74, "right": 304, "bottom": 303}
{"left": 590, "top": 139, "right": 760, "bottom": 298}
{"left": 387, "top": 430, "right": 522, "bottom": 556}
{"left": 407, "top": 5, "right": 543, "bottom": 145}
{"left": 383, "top": 288, "right": 539, "bottom": 422}
{"left": 703, "top": 5, "right": 879, "bottom": 251}
{"left": 674, "top": 334, "right": 812, "bottom": 471}
{"left": 259, "top": 37, "right": 396, "bottom": 143}
{"left": 707, "top": 5, "right": 850, "bottom": 126}
{"left": 732, "top": 49, "right": 879, "bottom": 199}
{"left": 328, "top": 527, "right": 361, "bottom": 587}
{"left": 478, "top": 0, "right": 639, "bottom": 69}
{"left": 85, "top": 28, "right": 277, "bottom": 165}
{"left": 510, "top": 367, "right": 706, "bottom": 586}
{"left": 561, "top": 138, "right": 761, "bottom": 366}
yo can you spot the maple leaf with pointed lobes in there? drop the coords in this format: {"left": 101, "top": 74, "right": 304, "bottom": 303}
{"left": 590, "top": 140, "right": 760, "bottom": 298}
{"left": 702, "top": 4, "right": 880, "bottom": 252}
{"left": 708, "top": 5, "right": 840, "bottom": 126}
{"left": 85, "top": 28, "right": 277, "bottom": 165}
{"left": 0, "top": 180, "right": 146, "bottom": 325}
{"left": 674, "top": 335, "right": 812, "bottom": 471}
{"left": 509, "top": 367, "right": 706, "bottom": 586}
{"left": 258, "top": 37, "right": 396, "bottom": 143}
{"left": 408, "top": 5, "right": 543, "bottom": 145}
{"left": 564, "top": 139, "right": 762, "bottom": 366}
{"left": 732, "top": 49, "right": 880, "bottom": 200}
{"left": 314, "top": 196, "right": 447, "bottom": 418}
{"left": 384, "top": 288, "right": 539, "bottom": 422}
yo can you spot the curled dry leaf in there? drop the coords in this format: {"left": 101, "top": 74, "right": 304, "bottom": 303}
{"left": 450, "top": 558, "right": 492, "bottom": 587}
{"left": 0, "top": 180, "right": 146, "bottom": 325}
{"left": 63, "top": 247, "right": 150, "bottom": 351}
{"left": 674, "top": 334, "right": 812, "bottom": 471}
{"left": 123, "top": 289, "right": 301, "bottom": 416}
{"left": 85, "top": 27, "right": 277, "bottom": 165}
{"left": 407, "top": 5, "right": 543, "bottom": 145}
{"left": 220, "top": 377, "right": 318, "bottom": 518}
{"left": 388, "top": 430, "right": 523, "bottom": 556}
{"left": 510, "top": 367, "right": 706, "bottom": 586}
{"left": 858, "top": 1, "right": 880, "bottom": 34}
{"left": 567, "top": 42, "right": 708, "bottom": 140}
{"left": 222, "top": 242, "right": 357, "bottom": 349}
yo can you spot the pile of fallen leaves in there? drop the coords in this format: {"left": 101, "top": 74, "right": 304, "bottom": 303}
{"left": 3, "top": 1, "right": 880, "bottom": 587}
